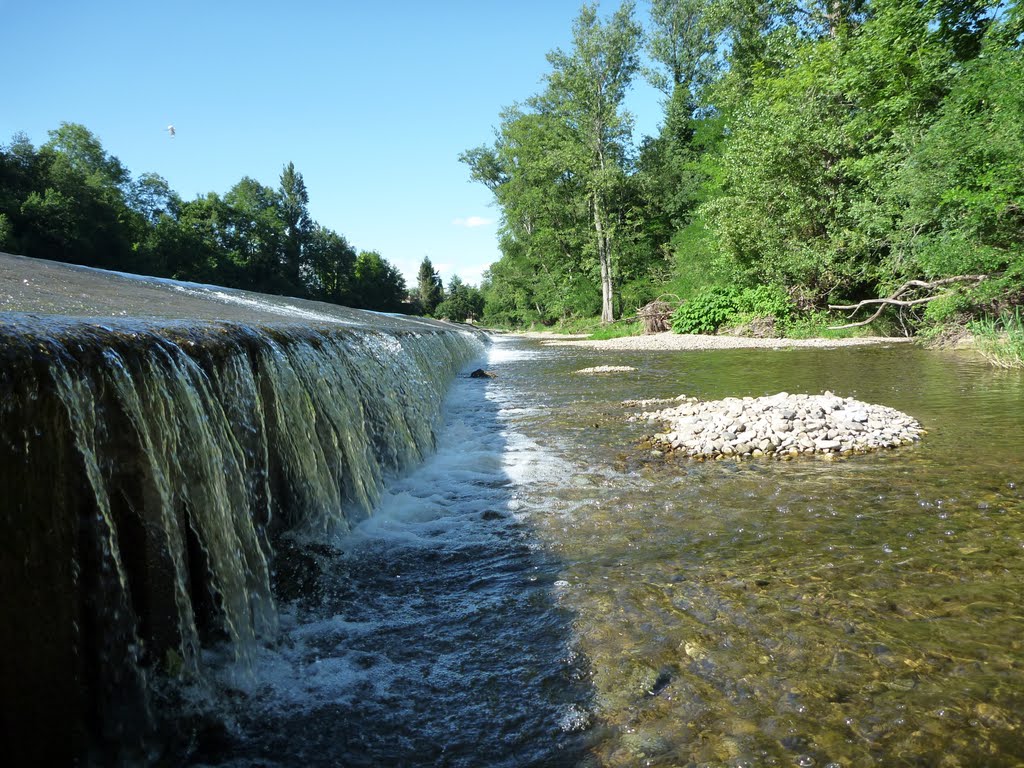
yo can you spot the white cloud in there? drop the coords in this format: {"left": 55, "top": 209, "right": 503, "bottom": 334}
{"left": 452, "top": 215, "right": 492, "bottom": 228}
{"left": 456, "top": 262, "right": 490, "bottom": 287}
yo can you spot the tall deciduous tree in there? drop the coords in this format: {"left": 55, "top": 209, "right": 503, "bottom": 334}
{"left": 646, "top": 0, "right": 719, "bottom": 96}
{"left": 223, "top": 177, "right": 286, "bottom": 292}
{"left": 22, "top": 123, "right": 137, "bottom": 269}
{"left": 545, "top": 1, "right": 643, "bottom": 322}
{"left": 303, "top": 224, "right": 356, "bottom": 303}
{"left": 129, "top": 172, "right": 180, "bottom": 226}
{"left": 434, "top": 274, "right": 485, "bottom": 322}
{"left": 461, "top": 105, "right": 594, "bottom": 324}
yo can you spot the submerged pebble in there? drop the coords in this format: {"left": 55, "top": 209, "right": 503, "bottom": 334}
{"left": 633, "top": 391, "right": 923, "bottom": 460}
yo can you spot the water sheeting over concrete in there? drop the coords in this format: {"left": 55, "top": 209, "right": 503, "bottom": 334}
{"left": 0, "top": 253, "right": 484, "bottom": 762}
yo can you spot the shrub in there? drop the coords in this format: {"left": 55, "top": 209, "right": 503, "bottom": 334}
{"left": 743, "top": 285, "right": 790, "bottom": 318}
{"left": 922, "top": 290, "right": 973, "bottom": 324}
{"left": 671, "top": 286, "right": 742, "bottom": 334}
{"left": 670, "top": 284, "right": 794, "bottom": 334}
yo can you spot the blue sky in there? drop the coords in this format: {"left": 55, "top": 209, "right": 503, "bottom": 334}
{"left": 2, "top": 0, "right": 665, "bottom": 288}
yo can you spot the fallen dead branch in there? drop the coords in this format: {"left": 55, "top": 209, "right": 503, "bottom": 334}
{"left": 828, "top": 275, "right": 987, "bottom": 330}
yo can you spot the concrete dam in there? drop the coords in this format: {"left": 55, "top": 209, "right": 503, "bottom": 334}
{"left": 0, "top": 253, "right": 486, "bottom": 763}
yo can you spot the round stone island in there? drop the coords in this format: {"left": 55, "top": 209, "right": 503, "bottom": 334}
{"left": 633, "top": 391, "right": 923, "bottom": 459}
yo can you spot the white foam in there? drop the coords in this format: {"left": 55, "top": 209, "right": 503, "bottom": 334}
{"left": 190, "top": 351, "right": 573, "bottom": 732}
{"left": 486, "top": 336, "right": 549, "bottom": 364}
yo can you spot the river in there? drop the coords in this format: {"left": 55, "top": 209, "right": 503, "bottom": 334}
{"left": 182, "top": 334, "right": 1024, "bottom": 768}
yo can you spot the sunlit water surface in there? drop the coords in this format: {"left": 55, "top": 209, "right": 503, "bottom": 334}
{"left": 189, "top": 336, "right": 1024, "bottom": 768}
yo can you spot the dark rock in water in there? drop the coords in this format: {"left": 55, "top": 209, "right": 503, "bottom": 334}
{"left": 481, "top": 509, "right": 505, "bottom": 521}
{"left": 646, "top": 668, "right": 674, "bottom": 697}
{"left": 470, "top": 368, "right": 496, "bottom": 378}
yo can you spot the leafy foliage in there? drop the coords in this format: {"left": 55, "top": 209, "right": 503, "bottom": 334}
{"left": 670, "top": 284, "right": 794, "bottom": 334}
{"left": 0, "top": 123, "right": 410, "bottom": 313}
{"left": 352, "top": 251, "right": 407, "bottom": 312}
{"left": 670, "top": 286, "right": 742, "bottom": 334}
{"left": 462, "top": 2, "right": 644, "bottom": 324}
{"left": 434, "top": 275, "right": 485, "bottom": 323}
{"left": 465, "top": 0, "right": 1022, "bottom": 336}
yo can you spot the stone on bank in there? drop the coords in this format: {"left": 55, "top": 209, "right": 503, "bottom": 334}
{"left": 631, "top": 391, "right": 923, "bottom": 459}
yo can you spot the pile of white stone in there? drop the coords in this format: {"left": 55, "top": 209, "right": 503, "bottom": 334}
{"left": 575, "top": 365, "right": 637, "bottom": 374}
{"left": 633, "top": 391, "right": 923, "bottom": 459}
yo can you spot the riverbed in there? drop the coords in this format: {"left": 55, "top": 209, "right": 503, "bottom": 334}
{"left": 186, "top": 334, "right": 1024, "bottom": 767}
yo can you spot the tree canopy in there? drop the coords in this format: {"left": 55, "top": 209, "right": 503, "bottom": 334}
{"left": 465, "top": 0, "right": 1022, "bottom": 331}
{"left": 0, "top": 124, "right": 410, "bottom": 313}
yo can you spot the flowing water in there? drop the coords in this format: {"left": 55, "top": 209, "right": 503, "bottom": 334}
{"left": 184, "top": 335, "right": 1024, "bottom": 767}
{"left": 0, "top": 253, "right": 493, "bottom": 764}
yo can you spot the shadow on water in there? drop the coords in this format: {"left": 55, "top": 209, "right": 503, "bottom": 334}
{"left": 179, "top": 345, "right": 598, "bottom": 768}
{"left": 479, "top": 338, "right": 1024, "bottom": 768}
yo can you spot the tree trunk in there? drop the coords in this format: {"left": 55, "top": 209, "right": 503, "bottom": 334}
{"left": 593, "top": 193, "right": 615, "bottom": 323}
{"left": 826, "top": 0, "right": 842, "bottom": 37}
{"left": 600, "top": 242, "right": 614, "bottom": 323}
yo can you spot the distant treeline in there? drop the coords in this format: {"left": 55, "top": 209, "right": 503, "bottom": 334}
{"left": 463, "top": 0, "right": 1023, "bottom": 332}
{"left": 0, "top": 124, "right": 411, "bottom": 312}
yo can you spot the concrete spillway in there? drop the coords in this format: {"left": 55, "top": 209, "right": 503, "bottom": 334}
{"left": 0, "top": 253, "right": 485, "bottom": 763}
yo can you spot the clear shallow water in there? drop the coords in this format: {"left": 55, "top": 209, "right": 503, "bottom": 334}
{"left": 187, "top": 336, "right": 1024, "bottom": 767}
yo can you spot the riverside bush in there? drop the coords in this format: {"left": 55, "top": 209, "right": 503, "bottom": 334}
{"left": 922, "top": 290, "right": 973, "bottom": 324}
{"left": 670, "top": 287, "right": 741, "bottom": 333}
{"left": 671, "top": 285, "right": 794, "bottom": 334}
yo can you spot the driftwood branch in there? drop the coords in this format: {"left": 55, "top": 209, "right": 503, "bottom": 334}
{"left": 637, "top": 294, "right": 681, "bottom": 334}
{"left": 828, "top": 275, "right": 987, "bottom": 330}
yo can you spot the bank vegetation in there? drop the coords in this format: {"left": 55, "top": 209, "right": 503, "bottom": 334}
{"left": 462, "top": 0, "right": 1023, "bottom": 365}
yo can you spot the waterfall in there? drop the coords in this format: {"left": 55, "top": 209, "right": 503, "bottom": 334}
{"left": 0, "top": 312, "right": 484, "bottom": 763}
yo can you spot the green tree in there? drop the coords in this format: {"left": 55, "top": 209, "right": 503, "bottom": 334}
{"left": 646, "top": 0, "right": 719, "bottom": 96}
{"left": 17, "top": 123, "right": 138, "bottom": 269}
{"left": 434, "top": 274, "right": 485, "bottom": 322}
{"left": 170, "top": 192, "right": 237, "bottom": 282}
{"left": 699, "top": 37, "right": 863, "bottom": 297}
{"left": 352, "top": 250, "right": 407, "bottom": 311}
{"left": 222, "top": 177, "right": 286, "bottom": 293}
{"left": 416, "top": 256, "right": 444, "bottom": 315}
{"left": 0, "top": 133, "right": 41, "bottom": 254}
{"left": 900, "top": 31, "right": 1024, "bottom": 280}
{"left": 278, "top": 161, "right": 311, "bottom": 291}
{"left": 42, "top": 122, "right": 130, "bottom": 191}
{"left": 306, "top": 225, "right": 357, "bottom": 304}
{"left": 462, "top": 106, "right": 594, "bottom": 324}
{"left": 128, "top": 172, "right": 180, "bottom": 226}
{"left": 544, "top": 1, "right": 643, "bottom": 322}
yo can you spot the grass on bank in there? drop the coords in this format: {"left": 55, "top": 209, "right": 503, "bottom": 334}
{"left": 968, "top": 308, "right": 1024, "bottom": 368}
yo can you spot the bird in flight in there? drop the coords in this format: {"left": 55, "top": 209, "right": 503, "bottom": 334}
{"left": 167, "top": 124, "right": 176, "bottom": 139}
